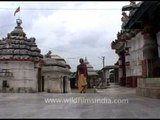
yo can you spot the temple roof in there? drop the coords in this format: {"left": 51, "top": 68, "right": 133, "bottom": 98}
{"left": 51, "top": 54, "right": 66, "bottom": 64}
{"left": 43, "top": 51, "right": 71, "bottom": 70}
{"left": 102, "top": 65, "right": 119, "bottom": 70}
{"left": 124, "top": 1, "right": 160, "bottom": 29}
{"left": 84, "top": 57, "right": 93, "bottom": 68}
{"left": 84, "top": 57, "right": 98, "bottom": 76}
{"left": 42, "top": 53, "right": 71, "bottom": 74}
{"left": 0, "top": 18, "right": 43, "bottom": 62}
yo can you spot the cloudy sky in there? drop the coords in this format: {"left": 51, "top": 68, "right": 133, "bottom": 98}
{"left": 0, "top": 1, "right": 129, "bottom": 72}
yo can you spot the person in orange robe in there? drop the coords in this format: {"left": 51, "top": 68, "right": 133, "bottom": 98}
{"left": 75, "top": 58, "right": 88, "bottom": 93}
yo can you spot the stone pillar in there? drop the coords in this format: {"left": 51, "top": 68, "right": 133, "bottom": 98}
{"left": 141, "top": 25, "right": 159, "bottom": 77}
{"left": 104, "top": 69, "right": 110, "bottom": 82}
{"left": 119, "top": 50, "right": 126, "bottom": 86}
{"left": 114, "top": 68, "right": 119, "bottom": 84}
{"left": 118, "top": 56, "right": 123, "bottom": 85}
{"left": 156, "top": 32, "right": 160, "bottom": 58}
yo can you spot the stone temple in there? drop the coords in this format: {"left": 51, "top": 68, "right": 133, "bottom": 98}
{"left": 111, "top": 1, "right": 160, "bottom": 98}
{"left": 84, "top": 57, "right": 98, "bottom": 88}
{"left": 0, "top": 18, "right": 43, "bottom": 93}
{"left": 0, "top": 19, "right": 72, "bottom": 93}
{"left": 41, "top": 51, "right": 72, "bottom": 93}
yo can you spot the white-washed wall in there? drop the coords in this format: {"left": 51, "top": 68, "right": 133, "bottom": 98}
{"left": 44, "top": 74, "right": 61, "bottom": 93}
{"left": 125, "top": 54, "right": 131, "bottom": 77}
{"left": 126, "top": 32, "right": 144, "bottom": 77}
{"left": 125, "top": 40, "right": 131, "bottom": 77}
{"left": 0, "top": 61, "right": 38, "bottom": 92}
{"left": 43, "top": 71, "right": 71, "bottom": 93}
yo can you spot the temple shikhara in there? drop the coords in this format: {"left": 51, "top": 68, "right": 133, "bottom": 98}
{"left": 111, "top": 1, "right": 160, "bottom": 98}
{"left": 84, "top": 57, "right": 98, "bottom": 88}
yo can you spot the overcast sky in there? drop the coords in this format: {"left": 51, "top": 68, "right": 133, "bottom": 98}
{"left": 0, "top": 1, "right": 130, "bottom": 72}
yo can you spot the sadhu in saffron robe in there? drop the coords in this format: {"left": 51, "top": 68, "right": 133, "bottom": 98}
{"left": 76, "top": 63, "right": 88, "bottom": 93}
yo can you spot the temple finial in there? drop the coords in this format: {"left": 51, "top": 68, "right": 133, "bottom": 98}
{"left": 16, "top": 18, "right": 22, "bottom": 26}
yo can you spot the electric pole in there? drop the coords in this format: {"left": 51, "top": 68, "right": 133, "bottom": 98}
{"left": 98, "top": 56, "right": 105, "bottom": 68}
{"left": 102, "top": 56, "right": 105, "bottom": 68}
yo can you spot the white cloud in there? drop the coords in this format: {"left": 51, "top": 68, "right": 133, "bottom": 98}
{"left": 0, "top": 1, "right": 129, "bottom": 72}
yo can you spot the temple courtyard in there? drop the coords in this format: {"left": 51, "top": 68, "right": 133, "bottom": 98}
{"left": 0, "top": 84, "right": 160, "bottom": 119}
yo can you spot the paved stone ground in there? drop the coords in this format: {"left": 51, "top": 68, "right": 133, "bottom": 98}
{"left": 0, "top": 83, "right": 160, "bottom": 119}
{"left": 71, "top": 88, "right": 95, "bottom": 93}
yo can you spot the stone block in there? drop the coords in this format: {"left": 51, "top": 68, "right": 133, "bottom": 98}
{"left": 136, "top": 87, "right": 160, "bottom": 99}
{"left": 137, "top": 78, "right": 146, "bottom": 87}
{"left": 145, "top": 78, "right": 160, "bottom": 87}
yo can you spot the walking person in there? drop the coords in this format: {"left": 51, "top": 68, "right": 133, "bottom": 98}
{"left": 75, "top": 58, "right": 88, "bottom": 93}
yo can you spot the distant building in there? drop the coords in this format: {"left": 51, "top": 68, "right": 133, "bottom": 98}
{"left": 84, "top": 57, "right": 98, "bottom": 88}
{"left": 102, "top": 65, "right": 119, "bottom": 84}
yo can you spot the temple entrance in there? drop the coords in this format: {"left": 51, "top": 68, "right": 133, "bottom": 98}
{"left": 63, "top": 76, "right": 66, "bottom": 93}
{"left": 2, "top": 80, "right": 9, "bottom": 92}
{"left": 37, "top": 68, "right": 42, "bottom": 92}
{"left": 42, "top": 76, "right": 44, "bottom": 92}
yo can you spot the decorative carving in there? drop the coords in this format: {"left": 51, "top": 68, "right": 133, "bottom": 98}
{"left": 45, "top": 51, "right": 52, "bottom": 58}
{"left": 122, "top": 1, "right": 138, "bottom": 17}
{"left": 111, "top": 41, "right": 116, "bottom": 49}
{"left": 30, "top": 37, "right": 36, "bottom": 43}
{"left": 129, "top": 1, "right": 138, "bottom": 17}
{"left": 7, "top": 33, "right": 11, "bottom": 39}
{"left": 117, "top": 32, "right": 121, "bottom": 39}
{"left": 121, "top": 12, "right": 129, "bottom": 30}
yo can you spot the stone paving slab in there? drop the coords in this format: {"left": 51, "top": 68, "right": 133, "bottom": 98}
{"left": 0, "top": 85, "right": 160, "bottom": 118}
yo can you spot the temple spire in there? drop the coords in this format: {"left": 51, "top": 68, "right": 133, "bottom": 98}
{"left": 16, "top": 18, "right": 22, "bottom": 27}
{"left": 85, "top": 57, "right": 87, "bottom": 61}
